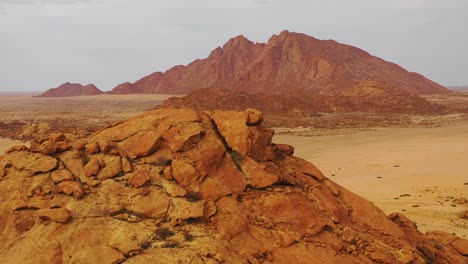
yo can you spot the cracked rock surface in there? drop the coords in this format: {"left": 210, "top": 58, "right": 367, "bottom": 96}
{"left": 0, "top": 109, "right": 467, "bottom": 263}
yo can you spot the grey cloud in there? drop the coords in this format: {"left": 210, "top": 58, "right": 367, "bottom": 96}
{"left": 1, "top": 0, "right": 90, "bottom": 5}
{"left": 0, "top": 0, "right": 91, "bottom": 14}
{"left": 1, "top": 0, "right": 467, "bottom": 92}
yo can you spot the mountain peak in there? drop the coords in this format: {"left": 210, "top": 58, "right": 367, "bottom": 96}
{"left": 231, "top": 34, "right": 249, "bottom": 41}
{"left": 278, "top": 29, "right": 292, "bottom": 39}
{"left": 108, "top": 30, "right": 450, "bottom": 95}
{"left": 222, "top": 34, "right": 255, "bottom": 50}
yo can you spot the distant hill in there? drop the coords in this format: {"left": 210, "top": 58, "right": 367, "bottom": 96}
{"left": 160, "top": 87, "right": 446, "bottom": 116}
{"left": 37, "top": 82, "right": 103, "bottom": 97}
{"left": 110, "top": 30, "right": 450, "bottom": 96}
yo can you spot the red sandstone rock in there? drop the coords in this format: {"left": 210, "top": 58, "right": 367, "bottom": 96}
{"left": 48, "top": 132, "right": 66, "bottom": 143}
{"left": 118, "top": 131, "right": 162, "bottom": 159}
{"left": 246, "top": 108, "right": 263, "bottom": 125}
{"left": 37, "top": 208, "right": 71, "bottom": 223}
{"left": 171, "top": 158, "right": 200, "bottom": 187}
{"left": 274, "top": 143, "right": 295, "bottom": 156}
{"left": 85, "top": 141, "right": 99, "bottom": 154}
{"left": 122, "top": 157, "right": 132, "bottom": 173}
{"left": 57, "top": 181, "right": 84, "bottom": 198}
{"left": 50, "top": 169, "right": 74, "bottom": 183}
{"left": 0, "top": 109, "right": 466, "bottom": 263}
{"left": 70, "top": 138, "right": 87, "bottom": 151}
{"left": 162, "top": 122, "right": 205, "bottom": 152}
{"left": 18, "top": 121, "right": 52, "bottom": 142}
{"left": 168, "top": 198, "right": 206, "bottom": 220}
{"left": 239, "top": 157, "right": 278, "bottom": 188}
{"left": 452, "top": 239, "right": 468, "bottom": 256}
{"left": 128, "top": 170, "right": 150, "bottom": 187}
{"left": 84, "top": 158, "right": 100, "bottom": 177}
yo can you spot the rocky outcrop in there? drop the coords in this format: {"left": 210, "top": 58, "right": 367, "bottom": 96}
{"left": 110, "top": 30, "right": 450, "bottom": 96}
{"left": 37, "top": 82, "right": 103, "bottom": 97}
{"left": 0, "top": 109, "right": 466, "bottom": 263}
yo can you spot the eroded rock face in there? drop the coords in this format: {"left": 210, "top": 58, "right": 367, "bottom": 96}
{"left": 0, "top": 109, "right": 466, "bottom": 263}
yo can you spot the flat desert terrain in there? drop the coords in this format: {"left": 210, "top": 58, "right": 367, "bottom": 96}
{"left": 0, "top": 93, "right": 180, "bottom": 138}
{"left": 1, "top": 93, "right": 467, "bottom": 239}
{"left": 275, "top": 124, "right": 468, "bottom": 237}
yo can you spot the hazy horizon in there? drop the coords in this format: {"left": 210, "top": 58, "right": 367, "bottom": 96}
{"left": 1, "top": 0, "right": 467, "bottom": 92}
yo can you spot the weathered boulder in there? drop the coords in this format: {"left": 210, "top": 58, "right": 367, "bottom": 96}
{"left": 18, "top": 121, "right": 51, "bottom": 141}
{"left": 48, "top": 132, "right": 66, "bottom": 143}
{"left": 452, "top": 239, "right": 468, "bottom": 256}
{"left": 57, "top": 180, "right": 84, "bottom": 198}
{"left": 162, "top": 122, "right": 204, "bottom": 152}
{"left": 128, "top": 170, "right": 150, "bottom": 187}
{"left": 37, "top": 208, "right": 72, "bottom": 223}
{"left": 171, "top": 158, "right": 201, "bottom": 187}
{"left": 50, "top": 169, "right": 74, "bottom": 183}
{"left": 119, "top": 131, "right": 162, "bottom": 159}
{"left": 168, "top": 198, "right": 206, "bottom": 221}
{"left": 0, "top": 151, "right": 57, "bottom": 176}
{"left": 212, "top": 110, "right": 274, "bottom": 161}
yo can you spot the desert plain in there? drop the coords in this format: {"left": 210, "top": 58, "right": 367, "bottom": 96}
{"left": 1, "top": 92, "right": 467, "bottom": 240}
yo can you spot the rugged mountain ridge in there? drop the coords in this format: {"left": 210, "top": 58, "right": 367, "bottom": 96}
{"left": 110, "top": 30, "right": 449, "bottom": 95}
{"left": 0, "top": 109, "right": 466, "bottom": 263}
{"left": 37, "top": 82, "right": 103, "bottom": 97}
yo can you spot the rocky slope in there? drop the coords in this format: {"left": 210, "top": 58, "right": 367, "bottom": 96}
{"left": 110, "top": 30, "right": 450, "bottom": 96}
{"left": 0, "top": 109, "right": 466, "bottom": 263}
{"left": 112, "top": 82, "right": 138, "bottom": 94}
{"left": 160, "top": 87, "right": 446, "bottom": 117}
{"left": 37, "top": 82, "right": 103, "bottom": 97}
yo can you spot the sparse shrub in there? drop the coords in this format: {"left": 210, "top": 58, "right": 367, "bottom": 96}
{"left": 162, "top": 240, "right": 179, "bottom": 248}
{"left": 186, "top": 217, "right": 206, "bottom": 224}
{"left": 140, "top": 241, "right": 151, "bottom": 249}
{"left": 154, "top": 227, "right": 175, "bottom": 240}
{"left": 184, "top": 232, "right": 194, "bottom": 241}
{"left": 230, "top": 151, "right": 243, "bottom": 164}
{"left": 185, "top": 191, "right": 202, "bottom": 202}
{"left": 156, "top": 157, "right": 172, "bottom": 166}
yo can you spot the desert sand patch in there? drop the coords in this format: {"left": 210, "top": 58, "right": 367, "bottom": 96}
{"left": 275, "top": 124, "right": 468, "bottom": 237}
{"left": 0, "top": 138, "right": 27, "bottom": 155}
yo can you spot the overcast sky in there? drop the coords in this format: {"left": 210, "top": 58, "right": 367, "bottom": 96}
{"left": 1, "top": 0, "right": 467, "bottom": 92}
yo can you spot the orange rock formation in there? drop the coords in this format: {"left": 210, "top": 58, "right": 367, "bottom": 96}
{"left": 0, "top": 109, "right": 466, "bottom": 263}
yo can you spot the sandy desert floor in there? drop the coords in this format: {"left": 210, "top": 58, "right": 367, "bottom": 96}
{"left": 0, "top": 138, "right": 26, "bottom": 155}
{"left": 275, "top": 123, "right": 468, "bottom": 237}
